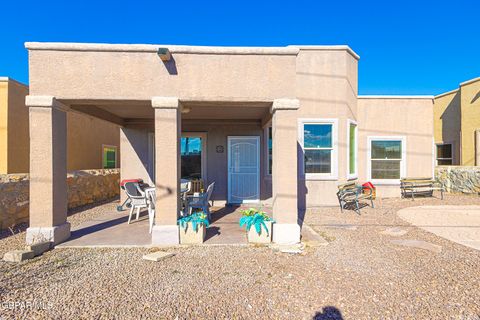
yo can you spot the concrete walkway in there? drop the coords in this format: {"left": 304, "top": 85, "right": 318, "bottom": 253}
{"left": 398, "top": 205, "right": 480, "bottom": 251}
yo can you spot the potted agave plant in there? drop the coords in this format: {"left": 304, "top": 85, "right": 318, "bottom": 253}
{"left": 239, "top": 208, "right": 274, "bottom": 244}
{"left": 177, "top": 212, "right": 210, "bottom": 244}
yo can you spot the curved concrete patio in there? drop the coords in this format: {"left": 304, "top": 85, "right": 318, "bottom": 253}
{"left": 398, "top": 205, "right": 480, "bottom": 251}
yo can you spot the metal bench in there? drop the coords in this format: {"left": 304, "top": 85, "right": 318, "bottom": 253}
{"left": 337, "top": 182, "right": 374, "bottom": 214}
{"left": 400, "top": 177, "right": 445, "bottom": 200}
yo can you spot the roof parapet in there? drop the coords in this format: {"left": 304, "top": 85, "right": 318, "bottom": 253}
{"left": 25, "top": 42, "right": 300, "bottom": 56}
{"left": 358, "top": 95, "right": 434, "bottom": 99}
{"left": 460, "top": 76, "right": 480, "bottom": 87}
{"left": 289, "top": 45, "right": 360, "bottom": 60}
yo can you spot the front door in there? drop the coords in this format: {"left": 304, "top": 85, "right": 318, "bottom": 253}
{"left": 227, "top": 136, "right": 260, "bottom": 204}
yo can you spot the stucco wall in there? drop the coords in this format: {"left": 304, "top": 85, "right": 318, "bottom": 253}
{"left": 0, "top": 78, "right": 120, "bottom": 173}
{"left": 295, "top": 48, "right": 359, "bottom": 207}
{"left": 28, "top": 48, "right": 297, "bottom": 101}
{"left": 0, "top": 169, "right": 120, "bottom": 230}
{"left": 0, "top": 80, "right": 8, "bottom": 173}
{"left": 460, "top": 80, "right": 480, "bottom": 166}
{"left": 182, "top": 121, "right": 269, "bottom": 204}
{"left": 67, "top": 111, "right": 120, "bottom": 171}
{"left": 433, "top": 90, "right": 461, "bottom": 164}
{"left": 7, "top": 80, "right": 29, "bottom": 173}
{"left": 358, "top": 98, "right": 434, "bottom": 197}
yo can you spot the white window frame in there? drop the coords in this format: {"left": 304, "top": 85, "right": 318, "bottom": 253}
{"left": 346, "top": 119, "right": 358, "bottom": 180}
{"left": 102, "top": 144, "right": 118, "bottom": 169}
{"left": 298, "top": 118, "right": 338, "bottom": 180}
{"left": 264, "top": 126, "right": 272, "bottom": 178}
{"left": 367, "top": 136, "right": 406, "bottom": 185}
{"left": 435, "top": 142, "right": 453, "bottom": 165}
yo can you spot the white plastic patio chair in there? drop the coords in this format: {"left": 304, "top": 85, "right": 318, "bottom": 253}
{"left": 180, "top": 179, "right": 192, "bottom": 216}
{"left": 185, "top": 182, "right": 215, "bottom": 219}
{"left": 124, "top": 182, "right": 149, "bottom": 224}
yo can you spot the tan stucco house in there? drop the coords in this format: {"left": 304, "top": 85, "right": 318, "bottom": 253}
{"left": 0, "top": 77, "right": 120, "bottom": 174}
{"left": 434, "top": 77, "right": 480, "bottom": 166}
{"left": 24, "top": 42, "right": 434, "bottom": 246}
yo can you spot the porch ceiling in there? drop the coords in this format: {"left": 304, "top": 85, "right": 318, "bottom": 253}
{"left": 62, "top": 99, "right": 272, "bottom": 125}
{"left": 182, "top": 105, "right": 270, "bottom": 120}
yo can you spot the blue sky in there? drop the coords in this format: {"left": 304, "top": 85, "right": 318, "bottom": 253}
{"left": 1, "top": 0, "right": 478, "bottom": 95}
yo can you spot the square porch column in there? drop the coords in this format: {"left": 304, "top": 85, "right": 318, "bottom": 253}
{"left": 151, "top": 97, "right": 181, "bottom": 245}
{"left": 271, "top": 98, "right": 300, "bottom": 244}
{"left": 25, "top": 96, "right": 70, "bottom": 245}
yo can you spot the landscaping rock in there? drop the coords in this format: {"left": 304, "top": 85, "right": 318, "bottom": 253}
{"left": 3, "top": 249, "right": 34, "bottom": 262}
{"left": 26, "top": 241, "right": 52, "bottom": 256}
{"left": 142, "top": 251, "right": 175, "bottom": 262}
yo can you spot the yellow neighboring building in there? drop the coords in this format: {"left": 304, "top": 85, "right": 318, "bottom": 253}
{"left": 0, "top": 77, "right": 120, "bottom": 174}
{"left": 434, "top": 77, "right": 480, "bottom": 166}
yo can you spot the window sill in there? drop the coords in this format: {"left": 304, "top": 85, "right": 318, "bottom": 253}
{"left": 347, "top": 174, "right": 358, "bottom": 181}
{"left": 302, "top": 174, "right": 338, "bottom": 181}
{"left": 370, "top": 179, "right": 400, "bottom": 186}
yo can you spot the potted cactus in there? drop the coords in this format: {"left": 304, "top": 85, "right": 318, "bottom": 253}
{"left": 177, "top": 212, "right": 209, "bottom": 244}
{"left": 239, "top": 208, "right": 274, "bottom": 244}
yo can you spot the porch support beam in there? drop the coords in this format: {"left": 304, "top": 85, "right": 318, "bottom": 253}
{"left": 25, "top": 96, "right": 70, "bottom": 245}
{"left": 261, "top": 113, "right": 272, "bottom": 129}
{"left": 151, "top": 97, "right": 181, "bottom": 245}
{"left": 271, "top": 98, "right": 300, "bottom": 244}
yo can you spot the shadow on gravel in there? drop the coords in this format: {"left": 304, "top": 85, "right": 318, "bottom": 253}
{"left": 313, "top": 306, "right": 343, "bottom": 320}
{"left": 67, "top": 197, "right": 119, "bottom": 216}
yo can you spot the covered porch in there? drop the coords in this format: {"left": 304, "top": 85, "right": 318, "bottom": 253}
{"left": 26, "top": 96, "right": 301, "bottom": 246}
{"left": 57, "top": 204, "right": 273, "bottom": 247}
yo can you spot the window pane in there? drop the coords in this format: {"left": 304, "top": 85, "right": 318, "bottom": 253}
{"left": 304, "top": 124, "right": 332, "bottom": 148}
{"left": 305, "top": 150, "right": 331, "bottom": 173}
{"left": 437, "top": 159, "right": 452, "bottom": 165}
{"left": 436, "top": 144, "right": 452, "bottom": 159}
{"left": 349, "top": 124, "right": 356, "bottom": 174}
{"left": 371, "top": 140, "right": 401, "bottom": 159}
{"left": 371, "top": 160, "right": 401, "bottom": 179}
{"left": 181, "top": 137, "right": 202, "bottom": 179}
{"left": 103, "top": 147, "right": 116, "bottom": 169}
{"left": 268, "top": 127, "right": 272, "bottom": 175}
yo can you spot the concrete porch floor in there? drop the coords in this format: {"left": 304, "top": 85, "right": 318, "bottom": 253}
{"left": 58, "top": 206, "right": 272, "bottom": 247}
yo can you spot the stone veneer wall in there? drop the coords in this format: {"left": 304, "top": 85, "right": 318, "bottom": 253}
{"left": 0, "top": 169, "right": 120, "bottom": 230}
{"left": 435, "top": 166, "right": 480, "bottom": 194}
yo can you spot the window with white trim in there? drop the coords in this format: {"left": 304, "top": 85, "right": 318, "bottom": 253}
{"left": 300, "top": 119, "right": 338, "bottom": 179}
{"left": 436, "top": 144, "right": 452, "bottom": 165}
{"left": 368, "top": 137, "right": 406, "bottom": 182}
{"left": 347, "top": 120, "right": 358, "bottom": 178}
{"left": 267, "top": 127, "right": 272, "bottom": 175}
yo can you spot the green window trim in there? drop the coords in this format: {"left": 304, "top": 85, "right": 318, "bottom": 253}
{"left": 103, "top": 146, "right": 117, "bottom": 169}
{"left": 348, "top": 122, "right": 357, "bottom": 176}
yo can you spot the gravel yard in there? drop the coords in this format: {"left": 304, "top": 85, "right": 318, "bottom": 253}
{"left": 1, "top": 195, "right": 480, "bottom": 319}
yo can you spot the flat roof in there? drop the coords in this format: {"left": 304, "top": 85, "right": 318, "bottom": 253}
{"left": 434, "top": 88, "right": 459, "bottom": 99}
{"left": 25, "top": 42, "right": 300, "bottom": 56}
{"left": 24, "top": 42, "right": 360, "bottom": 59}
{"left": 460, "top": 76, "right": 480, "bottom": 87}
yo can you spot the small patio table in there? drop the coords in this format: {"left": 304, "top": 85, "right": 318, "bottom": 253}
{"left": 144, "top": 181, "right": 191, "bottom": 232}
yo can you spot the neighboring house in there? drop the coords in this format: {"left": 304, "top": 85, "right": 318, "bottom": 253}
{"left": 24, "top": 42, "right": 434, "bottom": 246}
{"left": 0, "top": 77, "right": 29, "bottom": 173}
{"left": 0, "top": 77, "right": 120, "bottom": 173}
{"left": 434, "top": 77, "right": 480, "bottom": 166}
